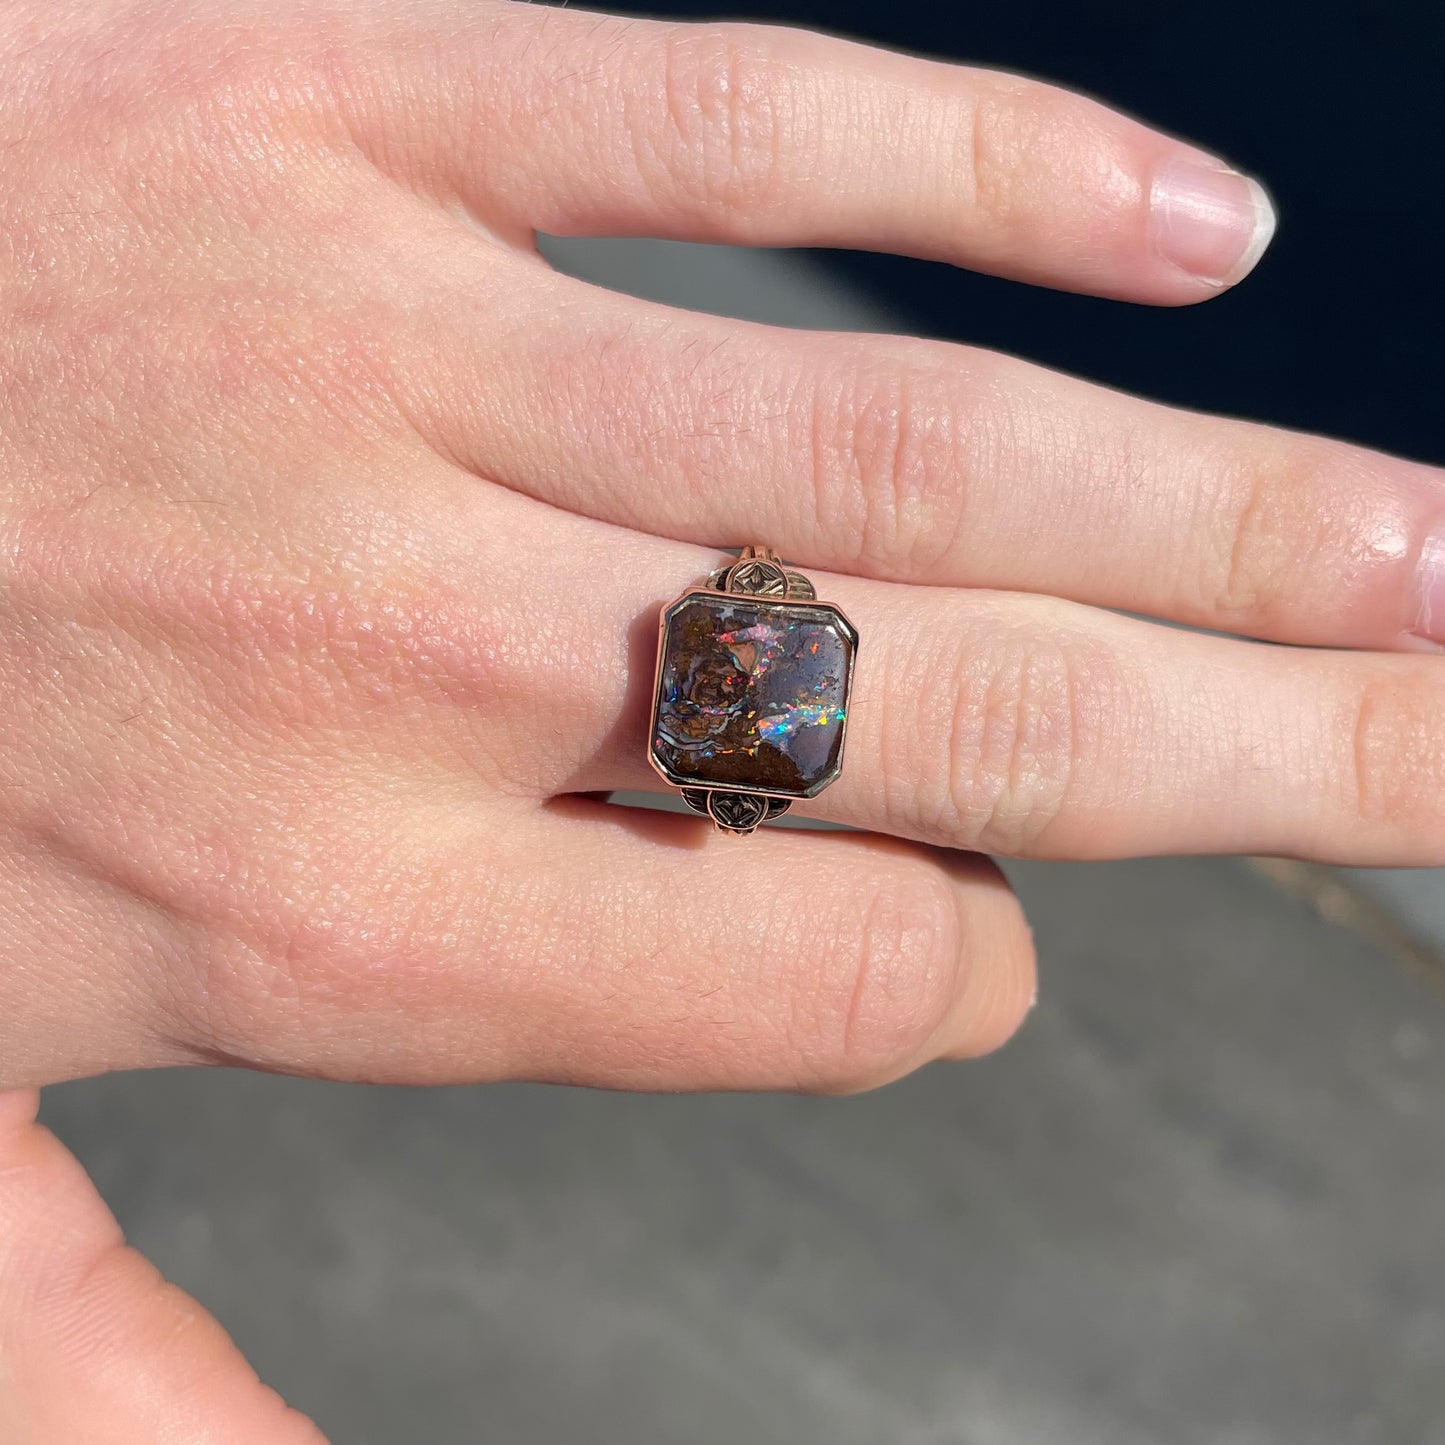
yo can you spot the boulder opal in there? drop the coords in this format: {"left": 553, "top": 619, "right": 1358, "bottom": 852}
{"left": 651, "top": 590, "right": 857, "bottom": 798}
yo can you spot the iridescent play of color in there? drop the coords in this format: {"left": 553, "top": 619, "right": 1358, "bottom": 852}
{"left": 651, "top": 591, "right": 857, "bottom": 798}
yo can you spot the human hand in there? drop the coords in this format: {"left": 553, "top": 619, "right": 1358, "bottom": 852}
{"left": 1, "top": 0, "right": 1440, "bottom": 1436}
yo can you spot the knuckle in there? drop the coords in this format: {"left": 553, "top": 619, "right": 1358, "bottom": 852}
{"left": 198, "top": 297, "right": 406, "bottom": 439}
{"left": 958, "top": 85, "right": 1029, "bottom": 227}
{"left": 63, "top": 2, "right": 341, "bottom": 144}
{"left": 250, "top": 858, "right": 422, "bottom": 1018}
{"left": 910, "top": 619, "right": 1103, "bottom": 854}
{"left": 1208, "top": 445, "right": 1332, "bottom": 627}
{"left": 6, "top": 292, "right": 405, "bottom": 494}
{"left": 5, "top": 2, "right": 358, "bottom": 257}
{"left": 193, "top": 300, "right": 410, "bottom": 447}
{"left": 654, "top": 25, "right": 792, "bottom": 220}
{"left": 0, "top": 487, "right": 203, "bottom": 645}
{"left": 1348, "top": 670, "right": 1445, "bottom": 852}
{"left": 806, "top": 356, "right": 970, "bottom": 576}
{"left": 804, "top": 873, "right": 964, "bottom": 1092}
{"left": 175, "top": 828, "right": 506, "bottom": 1076}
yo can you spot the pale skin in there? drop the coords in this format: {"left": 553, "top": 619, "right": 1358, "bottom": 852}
{"left": 0, "top": 0, "right": 1442, "bottom": 1436}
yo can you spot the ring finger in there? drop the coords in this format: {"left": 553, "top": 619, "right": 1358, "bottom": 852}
{"left": 444, "top": 492, "right": 1445, "bottom": 866}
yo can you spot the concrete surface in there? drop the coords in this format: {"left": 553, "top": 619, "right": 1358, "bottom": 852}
{"left": 42, "top": 857, "right": 1445, "bottom": 1445}
{"left": 37, "top": 240, "right": 1445, "bottom": 1444}
{"left": 1348, "top": 871, "right": 1445, "bottom": 954}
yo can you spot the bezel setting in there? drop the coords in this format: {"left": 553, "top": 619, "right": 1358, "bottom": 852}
{"left": 648, "top": 582, "right": 858, "bottom": 824}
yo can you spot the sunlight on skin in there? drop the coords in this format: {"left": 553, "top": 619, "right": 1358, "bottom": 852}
{"left": 0, "top": 0, "right": 1439, "bottom": 1436}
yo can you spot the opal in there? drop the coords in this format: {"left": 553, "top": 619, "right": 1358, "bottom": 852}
{"left": 651, "top": 591, "right": 857, "bottom": 798}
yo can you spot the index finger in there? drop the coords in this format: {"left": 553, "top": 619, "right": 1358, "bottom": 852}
{"left": 339, "top": 1, "right": 1276, "bottom": 302}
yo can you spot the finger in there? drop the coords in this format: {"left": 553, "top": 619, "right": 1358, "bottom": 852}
{"left": 411, "top": 267, "right": 1445, "bottom": 653}
{"left": 16, "top": 793, "right": 1033, "bottom": 1092}
{"left": 277, "top": 471, "right": 1440, "bottom": 870}
{"left": 243, "top": 474, "right": 1440, "bottom": 869}
{"left": 0, "top": 1089, "right": 325, "bottom": 1444}
{"left": 346, "top": 2, "right": 1274, "bottom": 301}
{"left": 522, "top": 525, "right": 1445, "bottom": 866}
{"left": 164, "top": 806, "right": 1033, "bottom": 1096}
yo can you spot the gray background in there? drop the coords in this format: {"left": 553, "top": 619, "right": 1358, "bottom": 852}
{"left": 41, "top": 242, "right": 1445, "bottom": 1444}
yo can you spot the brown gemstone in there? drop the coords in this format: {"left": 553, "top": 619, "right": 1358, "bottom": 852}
{"left": 650, "top": 590, "right": 857, "bottom": 799}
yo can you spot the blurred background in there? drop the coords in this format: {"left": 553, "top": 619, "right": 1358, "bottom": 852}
{"left": 42, "top": 2, "right": 1445, "bottom": 1441}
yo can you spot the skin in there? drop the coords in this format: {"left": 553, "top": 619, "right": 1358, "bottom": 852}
{"left": 0, "top": 0, "right": 1440, "bottom": 1435}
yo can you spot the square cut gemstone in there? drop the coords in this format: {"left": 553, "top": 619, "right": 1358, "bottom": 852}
{"left": 651, "top": 590, "right": 857, "bottom": 798}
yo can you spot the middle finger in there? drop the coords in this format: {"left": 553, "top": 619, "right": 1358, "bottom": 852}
{"left": 418, "top": 265, "right": 1444, "bottom": 654}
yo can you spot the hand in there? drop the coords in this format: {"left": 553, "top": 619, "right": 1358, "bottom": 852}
{"left": 0, "top": 0, "right": 1439, "bottom": 1436}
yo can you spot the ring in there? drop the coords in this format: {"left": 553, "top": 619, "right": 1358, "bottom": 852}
{"left": 648, "top": 547, "right": 859, "bottom": 836}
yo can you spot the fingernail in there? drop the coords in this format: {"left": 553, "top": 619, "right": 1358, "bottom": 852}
{"left": 1150, "top": 156, "right": 1277, "bottom": 287}
{"left": 1413, "top": 526, "right": 1445, "bottom": 648}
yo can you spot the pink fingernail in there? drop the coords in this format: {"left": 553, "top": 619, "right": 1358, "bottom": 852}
{"left": 1150, "top": 157, "right": 1277, "bottom": 287}
{"left": 1413, "top": 526, "right": 1445, "bottom": 648}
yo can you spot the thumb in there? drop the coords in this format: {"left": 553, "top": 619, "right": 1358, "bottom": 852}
{"left": 0, "top": 1089, "right": 325, "bottom": 1444}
